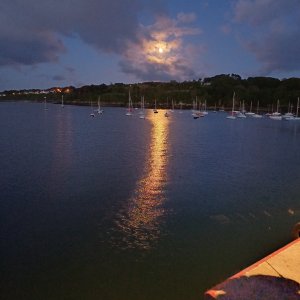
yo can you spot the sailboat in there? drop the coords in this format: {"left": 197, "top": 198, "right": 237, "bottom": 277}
{"left": 283, "top": 102, "right": 294, "bottom": 119}
{"left": 202, "top": 100, "right": 208, "bottom": 115}
{"left": 245, "top": 101, "right": 255, "bottom": 116}
{"left": 191, "top": 99, "right": 199, "bottom": 119}
{"left": 213, "top": 103, "right": 217, "bottom": 113}
{"left": 139, "top": 96, "right": 145, "bottom": 119}
{"left": 265, "top": 104, "right": 272, "bottom": 116}
{"left": 97, "top": 96, "right": 103, "bottom": 114}
{"left": 90, "top": 101, "right": 95, "bottom": 117}
{"left": 286, "top": 97, "right": 300, "bottom": 121}
{"left": 126, "top": 89, "right": 133, "bottom": 116}
{"left": 179, "top": 102, "right": 183, "bottom": 113}
{"left": 226, "top": 92, "right": 236, "bottom": 119}
{"left": 252, "top": 100, "right": 262, "bottom": 118}
{"left": 236, "top": 100, "right": 246, "bottom": 118}
{"left": 192, "top": 97, "right": 204, "bottom": 119}
{"left": 169, "top": 99, "right": 175, "bottom": 112}
{"left": 269, "top": 99, "right": 282, "bottom": 120}
{"left": 164, "top": 98, "right": 170, "bottom": 116}
{"left": 153, "top": 99, "right": 158, "bottom": 113}
{"left": 44, "top": 97, "right": 48, "bottom": 110}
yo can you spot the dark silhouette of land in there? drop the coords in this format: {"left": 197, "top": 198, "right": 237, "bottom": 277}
{"left": 2, "top": 74, "right": 300, "bottom": 112}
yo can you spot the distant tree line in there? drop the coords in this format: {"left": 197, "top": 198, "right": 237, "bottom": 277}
{"left": 2, "top": 74, "right": 300, "bottom": 112}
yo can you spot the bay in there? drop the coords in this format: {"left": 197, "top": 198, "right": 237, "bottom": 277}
{"left": 1, "top": 102, "right": 300, "bottom": 300}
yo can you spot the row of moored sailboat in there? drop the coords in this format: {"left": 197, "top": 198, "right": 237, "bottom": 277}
{"left": 50, "top": 89, "right": 299, "bottom": 121}
{"left": 226, "top": 93, "right": 300, "bottom": 121}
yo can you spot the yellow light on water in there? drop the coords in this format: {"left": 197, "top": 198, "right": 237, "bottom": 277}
{"left": 116, "top": 111, "right": 170, "bottom": 250}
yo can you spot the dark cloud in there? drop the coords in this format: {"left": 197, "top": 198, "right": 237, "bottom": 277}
{"left": 0, "top": 33, "right": 65, "bottom": 66}
{"left": 0, "top": 0, "right": 162, "bottom": 66}
{"left": 232, "top": 0, "right": 300, "bottom": 74}
{"left": 246, "top": 30, "right": 300, "bottom": 74}
{"left": 233, "top": 0, "right": 298, "bottom": 26}
{"left": 0, "top": 0, "right": 203, "bottom": 82}
{"left": 52, "top": 75, "right": 66, "bottom": 81}
{"left": 65, "top": 66, "right": 76, "bottom": 74}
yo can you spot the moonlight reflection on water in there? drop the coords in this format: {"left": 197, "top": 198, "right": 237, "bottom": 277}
{"left": 114, "top": 111, "right": 170, "bottom": 250}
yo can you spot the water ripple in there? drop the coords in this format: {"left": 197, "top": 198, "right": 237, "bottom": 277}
{"left": 111, "top": 111, "right": 170, "bottom": 250}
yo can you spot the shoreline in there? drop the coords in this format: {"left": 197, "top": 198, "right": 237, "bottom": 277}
{"left": 0, "top": 99, "right": 274, "bottom": 113}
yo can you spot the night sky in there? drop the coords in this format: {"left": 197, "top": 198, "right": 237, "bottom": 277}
{"left": 1, "top": 0, "right": 300, "bottom": 90}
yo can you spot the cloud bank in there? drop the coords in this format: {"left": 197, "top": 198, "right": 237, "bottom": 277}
{"left": 0, "top": 0, "right": 143, "bottom": 64}
{"left": 0, "top": 0, "right": 201, "bottom": 82}
{"left": 232, "top": 0, "right": 300, "bottom": 74}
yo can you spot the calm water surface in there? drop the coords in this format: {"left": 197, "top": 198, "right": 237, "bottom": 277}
{"left": 1, "top": 102, "right": 300, "bottom": 299}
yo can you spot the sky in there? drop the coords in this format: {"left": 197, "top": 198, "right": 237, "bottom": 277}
{"left": 1, "top": 0, "right": 300, "bottom": 91}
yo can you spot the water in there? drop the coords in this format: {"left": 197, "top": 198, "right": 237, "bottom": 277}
{"left": 1, "top": 102, "right": 300, "bottom": 300}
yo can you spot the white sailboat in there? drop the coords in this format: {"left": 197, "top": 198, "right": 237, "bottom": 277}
{"left": 283, "top": 102, "right": 294, "bottom": 119}
{"left": 179, "top": 102, "right": 183, "bottom": 113}
{"left": 90, "top": 101, "right": 95, "bottom": 117}
{"left": 252, "top": 100, "right": 262, "bottom": 118}
{"left": 169, "top": 99, "right": 174, "bottom": 112}
{"left": 126, "top": 89, "right": 133, "bottom": 116}
{"left": 191, "top": 98, "right": 200, "bottom": 119}
{"left": 269, "top": 99, "right": 282, "bottom": 120}
{"left": 191, "top": 97, "right": 204, "bottom": 119}
{"left": 139, "top": 96, "right": 145, "bottom": 119}
{"left": 153, "top": 99, "right": 158, "bottom": 113}
{"left": 286, "top": 97, "right": 300, "bottom": 121}
{"left": 265, "top": 104, "right": 272, "bottom": 116}
{"left": 226, "top": 92, "right": 236, "bottom": 119}
{"left": 97, "top": 96, "right": 103, "bottom": 114}
{"left": 236, "top": 100, "right": 246, "bottom": 118}
{"left": 213, "top": 103, "right": 217, "bottom": 113}
{"left": 202, "top": 99, "right": 208, "bottom": 115}
{"left": 44, "top": 97, "right": 48, "bottom": 110}
{"left": 245, "top": 101, "right": 255, "bottom": 116}
{"left": 191, "top": 98, "right": 198, "bottom": 118}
